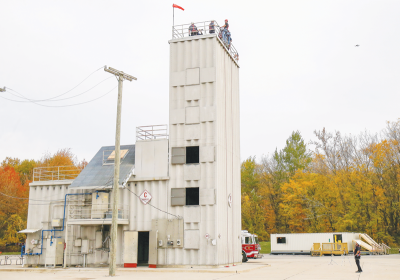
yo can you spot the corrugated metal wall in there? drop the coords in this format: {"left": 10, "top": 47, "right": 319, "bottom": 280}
{"left": 215, "top": 36, "right": 241, "bottom": 265}
{"left": 25, "top": 182, "right": 71, "bottom": 265}
{"left": 168, "top": 34, "right": 241, "bottom": 266}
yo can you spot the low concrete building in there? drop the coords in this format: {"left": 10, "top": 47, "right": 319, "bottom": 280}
{"left": 22, "top": 20, "right": 241, "bottom": 268}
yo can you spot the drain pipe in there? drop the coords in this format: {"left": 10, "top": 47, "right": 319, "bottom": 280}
{"left": 22, "top": 192, "right": 92, "bottom": 256}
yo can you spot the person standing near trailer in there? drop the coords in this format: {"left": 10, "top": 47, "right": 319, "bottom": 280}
{"left": 354, "top": 242, "right": 362, "bottom": 273}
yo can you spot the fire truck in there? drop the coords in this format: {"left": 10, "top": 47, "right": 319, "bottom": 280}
{"left": 241, "top": 230, "right": 262, "bottom": 262}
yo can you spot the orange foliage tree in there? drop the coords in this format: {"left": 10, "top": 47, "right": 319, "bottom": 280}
{"left": 241, "top": 120, "right": 400, "bottom": 245}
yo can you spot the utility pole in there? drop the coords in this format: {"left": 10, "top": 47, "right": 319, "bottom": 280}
{"left": 104, "top": 66, "right": 137, "bottom": 276}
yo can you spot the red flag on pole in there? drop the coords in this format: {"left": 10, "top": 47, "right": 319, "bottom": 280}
{"left": 173, "top": 4, "right": 184, "bottom": 11}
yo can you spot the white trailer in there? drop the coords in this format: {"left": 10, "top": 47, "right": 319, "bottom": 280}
{"left": 270, "top": 232, "right": 361, "bottom": 255}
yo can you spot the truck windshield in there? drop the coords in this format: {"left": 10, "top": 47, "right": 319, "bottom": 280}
{"left": 255, "top": 237, "right": 259, "bottom": 244}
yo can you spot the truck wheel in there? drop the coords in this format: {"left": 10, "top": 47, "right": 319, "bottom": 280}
{"left": 242, "top": 251, "right": 248, "bottom": 262}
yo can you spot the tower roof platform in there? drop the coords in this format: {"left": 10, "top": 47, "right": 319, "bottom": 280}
{"left": 171, "top": 20, "right": 239, "bottom": 67}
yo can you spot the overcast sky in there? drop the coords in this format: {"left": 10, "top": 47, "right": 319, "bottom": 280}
{"left": 1, "top": 0, "right": 400, "bottom": 164}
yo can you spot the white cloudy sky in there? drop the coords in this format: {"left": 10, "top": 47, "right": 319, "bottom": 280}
{"left": 1, "top": 0, "right": 399, "bottom": 163}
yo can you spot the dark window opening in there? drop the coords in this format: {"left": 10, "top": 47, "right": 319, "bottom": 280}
{"left": 186, "top": 146, "right": 199, "bottom": 164}
{"left": 186, "top": 187, "right": 199, "bottom": 205}
{"left": 277, "top": 237, "right": 286, "bottom": 244}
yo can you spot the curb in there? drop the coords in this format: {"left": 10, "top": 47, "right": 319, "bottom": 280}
{"left": 0, "top": 264, "right": 270, "bottom": 274}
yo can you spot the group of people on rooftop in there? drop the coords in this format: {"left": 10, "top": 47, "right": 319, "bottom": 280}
{"left": 188, "top": 20, "right": 237, "bottom": 60}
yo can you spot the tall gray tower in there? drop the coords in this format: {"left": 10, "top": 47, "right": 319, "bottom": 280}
{"left": 167, "top": 22, "right": 241, "bottom": 266}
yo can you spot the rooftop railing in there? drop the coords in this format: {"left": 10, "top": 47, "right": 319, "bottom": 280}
{"left": 136, "top": 124, "right": 168, "bottom": 141}
{"left": 33, "top": 166, "right": 83, "bottom": 182}
{"left": 172, "top": 20, "right": 239, "bottom": 63}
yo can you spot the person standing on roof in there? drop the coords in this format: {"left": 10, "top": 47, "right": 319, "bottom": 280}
{"left": 209, "top": 20, "right": 215, "bottom": 34}
{"left": 221, "top": 19, "right": 229, "bottom": 30}
{"left": 221, "top": 19, "right": 230, "bottom": 45}
{"left": 189, "top": 22, "right": 198, "bottom": 36}
{"left": 354, "top": 242, "right": 362, "bottom": 273}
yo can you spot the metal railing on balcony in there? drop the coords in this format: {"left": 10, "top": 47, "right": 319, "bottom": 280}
{"left": 67, "top": 204, "right": 129, "bottom": 220}
{"left": 136, "top": 124, "right": 168, "bottom": 141}
{"left": 33, "top": 166, "right": 83, "bottom": 182}
{"left": 172, "top": 20, "right": 239, "bottom": 63}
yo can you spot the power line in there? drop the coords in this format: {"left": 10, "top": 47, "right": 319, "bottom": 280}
{"left": 125, "top": 187, "right": 180, "bottom": 219}
{"left": 0, "top": 86, "right": 117, "bottom": 107}
{"left": 5, "top": 66, "right": 106, "bottom": 102}
{"left": 4, "top": 76, "right": 113, "bottom": 103}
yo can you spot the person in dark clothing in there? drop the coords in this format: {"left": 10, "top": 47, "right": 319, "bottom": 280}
{"left": 189, "top": 22, "right": 198, "bottom": 36}
{"left": 354, "top": 242, "right": 362, "bottom": 273}
{"left": 221, "top": 19, "right": 229, "bottom": 30}
{"left": 209, "top": 20, "right": 215, "bottom": 34}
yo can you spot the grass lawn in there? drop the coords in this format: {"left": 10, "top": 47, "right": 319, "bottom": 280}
{"left": 0, "top": 252, "right": 20, "bottom": 255}
{"left": 259, "top": 241, "right": 271, "bottom": 254}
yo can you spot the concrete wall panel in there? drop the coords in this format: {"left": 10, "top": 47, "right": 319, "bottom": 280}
{"left": 171, "top": 109, "right": 185, "bottom": 124}
{"left": 200, "top": 146, "right": 214, "bottom": 162}
{"left": 184, "top": 124, "right": 200, "bottom": 140}
{"left": 185, "top": 106, "right": 200, "bottom": 124}
{"left": 186, "top": 68, "right": 200, "bottom": 85}
{"left": 184, "top": 164, "right": 201, "bottom": 181}
{"left": 184, "top": 206, "right": 201, "bottom": 223}
{"left": 200, "top": 67, "right": 216, "bottom": 83}
{"left": 184, "top": 230, "right": 200, "bottom": 249}
{"left": 171, "top": 71, "right": 186, "bottom": 86}
{"left": 185, "top": 85, "right": 200, "bottom": 101}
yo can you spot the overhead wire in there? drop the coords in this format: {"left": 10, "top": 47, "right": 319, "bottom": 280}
{"left": 5, "top": 65, "right": 106, "bottom": 102}
{"left": 0, "top": 86, "right": 117, "bottom": 107}
{"left": 125, "top": 186, "right": 181, "bottom": 219}
{"left": 4, "top": 76, "right": 113, "bottom": 103}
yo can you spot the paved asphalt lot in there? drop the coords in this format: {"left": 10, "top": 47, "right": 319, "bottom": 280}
{"left": 0, "top": 254, "right": 399, "bottom": 279}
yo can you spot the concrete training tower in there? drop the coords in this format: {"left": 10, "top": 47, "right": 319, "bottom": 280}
{"left": 21, "top": 20, "right": 240, "bottom": 268}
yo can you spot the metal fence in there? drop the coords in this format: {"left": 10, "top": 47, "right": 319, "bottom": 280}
{"left": 136, "top": 124, "right": 168, "bottom": 140}
{"left": 33, "top": 166, "right": 83, "bottom": 181}
{"left": 172, "top": 20, "right": 239, "bottom": 63}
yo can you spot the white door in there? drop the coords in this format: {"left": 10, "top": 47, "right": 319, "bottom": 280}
{"left": 124, "top": 231, "right": 138, "bottom": 265}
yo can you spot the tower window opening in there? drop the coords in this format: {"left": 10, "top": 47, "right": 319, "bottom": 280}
{"left": 186, "top": 146, "right": 199, "bottom": 164}
{"left": 186, "top": 187, "right": 199, "bottom": 206}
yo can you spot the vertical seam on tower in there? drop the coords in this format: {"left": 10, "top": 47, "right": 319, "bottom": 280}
{"left": 224, "top": 52, "right": 229, "bottom": 266}
{"left": 231, "top": 61, "right": 234, "bottom": 266}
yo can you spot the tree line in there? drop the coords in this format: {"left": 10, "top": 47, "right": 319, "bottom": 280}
{"left": 241, "top": 120, "right": 400, "bottom": 246}
{"left": 0, "top": 149, "right": 86, "bottom": 251}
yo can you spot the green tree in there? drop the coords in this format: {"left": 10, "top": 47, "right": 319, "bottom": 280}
{"left": 274, "top": 131, "right": 312, "bottom": 178}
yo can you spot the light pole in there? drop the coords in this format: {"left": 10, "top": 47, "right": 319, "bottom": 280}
{"left": 104, "top": 66, "right": 136, "bottom": 276}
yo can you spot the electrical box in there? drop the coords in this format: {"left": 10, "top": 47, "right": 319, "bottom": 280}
{"left": 81, "top": 239, "right": 89, "bottom": 254}
{"left": 152, "top": 219, "right": 184, "bottom": 248}
{"left": 91, "top": 192, "right": 109, "bottom": 219}
{"left": 45, "top": 238, "right": 64, "bottom": 266}
{"left": 52, "top": 219, "right": 63, "bottom": 227}
{"left": 74, "top": 239, "right": 82, "bottom": 247}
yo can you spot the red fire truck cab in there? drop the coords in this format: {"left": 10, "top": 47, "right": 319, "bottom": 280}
{"left": 241, "top": 230, "right": 262, "bottom": 262}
